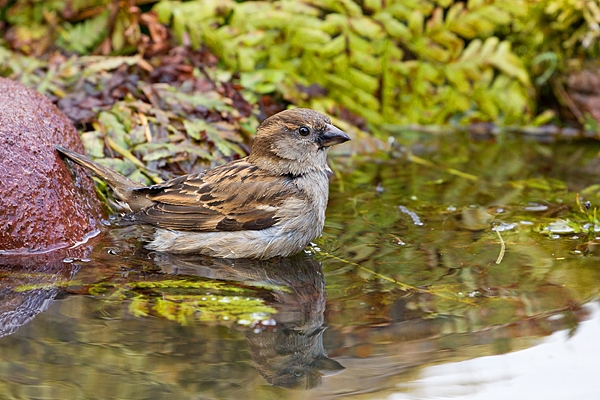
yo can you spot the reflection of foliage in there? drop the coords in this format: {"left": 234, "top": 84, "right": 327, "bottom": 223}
{"left": 319, "top": 136, "right": 600, "bottom": 328}
{"left": 90, "top": 279, "right": 277, "bottom": 325}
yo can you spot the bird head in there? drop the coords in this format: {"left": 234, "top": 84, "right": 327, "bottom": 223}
{"left": 249, "top": 109, "right": 350, "bottom": 176}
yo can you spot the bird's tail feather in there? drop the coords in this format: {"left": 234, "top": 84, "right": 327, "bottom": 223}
{"left": 55, "top": 145, "right": 144, "bottom": 203}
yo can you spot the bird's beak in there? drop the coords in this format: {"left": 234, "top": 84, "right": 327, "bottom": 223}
{"left": 319, "top": 124, "right": 351, "bottom": 148}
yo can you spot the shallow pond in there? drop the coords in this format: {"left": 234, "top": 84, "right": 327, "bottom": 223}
{"left": 2, "top": 133, "right": 600, "bottom": 399}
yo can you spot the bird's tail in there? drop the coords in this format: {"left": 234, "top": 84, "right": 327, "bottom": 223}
{"left": 56, "top": 145, "right": 145, "bottom": 206}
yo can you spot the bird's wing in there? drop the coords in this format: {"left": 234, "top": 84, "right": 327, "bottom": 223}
{"left": 129, "top": 159, "right": 299, "bottom": 231}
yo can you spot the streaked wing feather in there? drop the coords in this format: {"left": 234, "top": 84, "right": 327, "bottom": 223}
{"left": 129, "top": 160, "right": 298, "bottom": 232}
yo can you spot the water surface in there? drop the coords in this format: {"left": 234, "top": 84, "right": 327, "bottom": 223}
{"left": 1, "top": 133, "right": 600, "bottom": 399}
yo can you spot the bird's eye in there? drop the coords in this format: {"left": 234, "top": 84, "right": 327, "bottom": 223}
{"left": 298, "top": 126, "right": 310, "bottom": 136}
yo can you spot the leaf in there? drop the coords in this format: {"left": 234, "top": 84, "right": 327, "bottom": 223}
{"left": 80, "top": 56, "right": 141, "bottom": 74}
{"left": 350, "top": 16, "right": 385, "bottom": 40}
{"left": 81, "top": 131, "right": 105, "bottom": 158}
{"left": 183, "top": 118, "right": 217, "bottom": 141}
{"left": 408, "top": 10, "right": 424, "bottom": 35}
{"left": 318, "top": 35, "right": 346, "bottom": 58}
{"left": 58, "top": 11, "right": 109, "bottom": 54}
{"left": 239, "top": 69, "right": 286, "bottom": 94}
{"left": 98, "top": 111, "right": 128, "bottom": 149}
{"left": 374, "top": 12, "right": 412, "bottom": 40}
{"left": 146, "top": 0, "right": 536, "bottom": 127}
{"left": 487, "top": 41, "right": 531, "bottom": 86}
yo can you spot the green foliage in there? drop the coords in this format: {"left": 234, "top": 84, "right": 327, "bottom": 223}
{"left": 157, "top": 0, "right": 534, "bottom": 127}
{"left": 4, "top": 0, "right": 600, "bottom": 131}
{"left": 520, "top": 0, "right": 600, "bottom": 64}
{"left": 88, "top": 83, "right": 254, "bottom": 185}
{"left": 4, "top": 0, "right": 66, "bottom": 26}
{"left": 3, "top": 0, "right": 140, "bottom": 55}
{"left": 0, "top": 49, "right": 259, "bottom": 188}
{"left": 57, "top": 10, "right": 110, "bottom": 54}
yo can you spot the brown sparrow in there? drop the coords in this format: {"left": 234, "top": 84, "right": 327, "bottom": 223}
{"left": 56, "top": 108, "right": 350, "bottom": 259}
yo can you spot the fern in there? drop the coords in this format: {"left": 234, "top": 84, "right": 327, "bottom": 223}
{"left": 157, "top": 0, "right": 534, "bottom": 128}
{"left": 58, "top": 11, "right": 109, "bottom": 54}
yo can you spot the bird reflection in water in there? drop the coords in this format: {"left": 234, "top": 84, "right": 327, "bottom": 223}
{"left": 152, "top": 252, "right": 345, "bottom": 389}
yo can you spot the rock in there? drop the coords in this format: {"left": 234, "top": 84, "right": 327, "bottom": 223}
{"left": 0, "top": 78, "right": 104, "bottom": 253}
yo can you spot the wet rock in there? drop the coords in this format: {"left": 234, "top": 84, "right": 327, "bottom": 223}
{"left": 0, "top": 78, "right": 104, "bottom": 253}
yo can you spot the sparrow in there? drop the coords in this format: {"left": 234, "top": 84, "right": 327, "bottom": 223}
{"left": 56, "top": 108, "right": 350, "bottom": 259}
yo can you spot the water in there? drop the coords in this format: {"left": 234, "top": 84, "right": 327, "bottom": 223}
{"left": 391, "top": 302, "right": 600, "bottom": 399}
{"left": 1, "top": 133, "right": 600, "bottom": 399}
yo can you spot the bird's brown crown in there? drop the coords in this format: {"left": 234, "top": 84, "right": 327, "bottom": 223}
{"left": 256, "top": 108, "right": 331, "bottom": 135}
{"left": 248, "top": 109, "right": 344, "bottom": 176}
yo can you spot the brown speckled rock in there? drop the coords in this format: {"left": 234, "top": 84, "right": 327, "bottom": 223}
{"left": 0, "top": 78, "right": 104, "bottom": 253}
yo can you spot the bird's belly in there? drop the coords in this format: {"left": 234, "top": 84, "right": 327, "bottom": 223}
{"left": 146, "top": 224, "right": 318, "bottom": 259}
